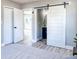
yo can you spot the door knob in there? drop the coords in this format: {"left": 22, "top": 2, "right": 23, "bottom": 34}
{"left": 14, "top": 27, "right": 17, "bottom": 28}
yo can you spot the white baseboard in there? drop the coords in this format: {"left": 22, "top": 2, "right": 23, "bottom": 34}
{"left": 32, "top": 40, "right": 37, "bottom": 43}
{"left": 65, "top": 46, "right": 73, "bottom": 50}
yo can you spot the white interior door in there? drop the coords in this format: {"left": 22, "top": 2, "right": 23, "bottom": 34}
{"left": 14, "top": 8, "right": 24, "bottom": 43}
{"left": 47, "top": 5, "right": 66, "bottom": 48}
{"left": 3, "top": 7, "right": 13, "bottom": 44}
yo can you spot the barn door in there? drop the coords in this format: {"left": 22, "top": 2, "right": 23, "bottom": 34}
{"left": 47, "top": 5, "right": 66, "bottom": 48}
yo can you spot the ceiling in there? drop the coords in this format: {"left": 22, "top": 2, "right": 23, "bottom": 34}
{"left": 9, "top": 0, "right": 39, "bottom": 4}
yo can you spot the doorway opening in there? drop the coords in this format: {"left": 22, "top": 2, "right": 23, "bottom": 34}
{"left": 23, "top": 10, "right": 33, "bottom": 45}
{"left": 35, "top": 8, "right": 47, "bottom": 44}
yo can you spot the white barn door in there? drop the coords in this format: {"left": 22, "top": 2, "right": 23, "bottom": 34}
{"left": 14, "top": 8, "right": 24, "bottom": 43}
{"left": 3, "top": 7, "right": 13, "bottom": 44}
{"left": 47, "top": 5, "right": 66, "bottom": 48}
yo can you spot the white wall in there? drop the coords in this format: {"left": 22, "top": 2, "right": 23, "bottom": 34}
{"left": 1, "top": 0, "right": 21, "bottom": 9}
{"left": 22, "top": 0, "right": 77, "bottom": 46}
{"left": 66, "top": 0, "right": 77, "bottom": 46}
{"left": 22, "top": 0, "right": 54, "bottom": 9}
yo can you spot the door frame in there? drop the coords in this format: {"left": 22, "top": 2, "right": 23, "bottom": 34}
{"left": 23, "top": 8, "right": 33, "bottom": 44}
{"left": 2, "top": 6, "right": 24, "bottom": 46}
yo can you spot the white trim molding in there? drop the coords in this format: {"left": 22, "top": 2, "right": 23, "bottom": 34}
{"left": 65, "top": 45, "right": 73, "bottom": 50}
{"left": 32, "top": 40, "right": 37, "bottom": 43}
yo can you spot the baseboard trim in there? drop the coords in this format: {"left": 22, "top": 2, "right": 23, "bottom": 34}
{"left": 65, "top": 46, "right": 73, "bottom": 50}
{"left": 32, "top": 40, "right": 37, "bottom": 43}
